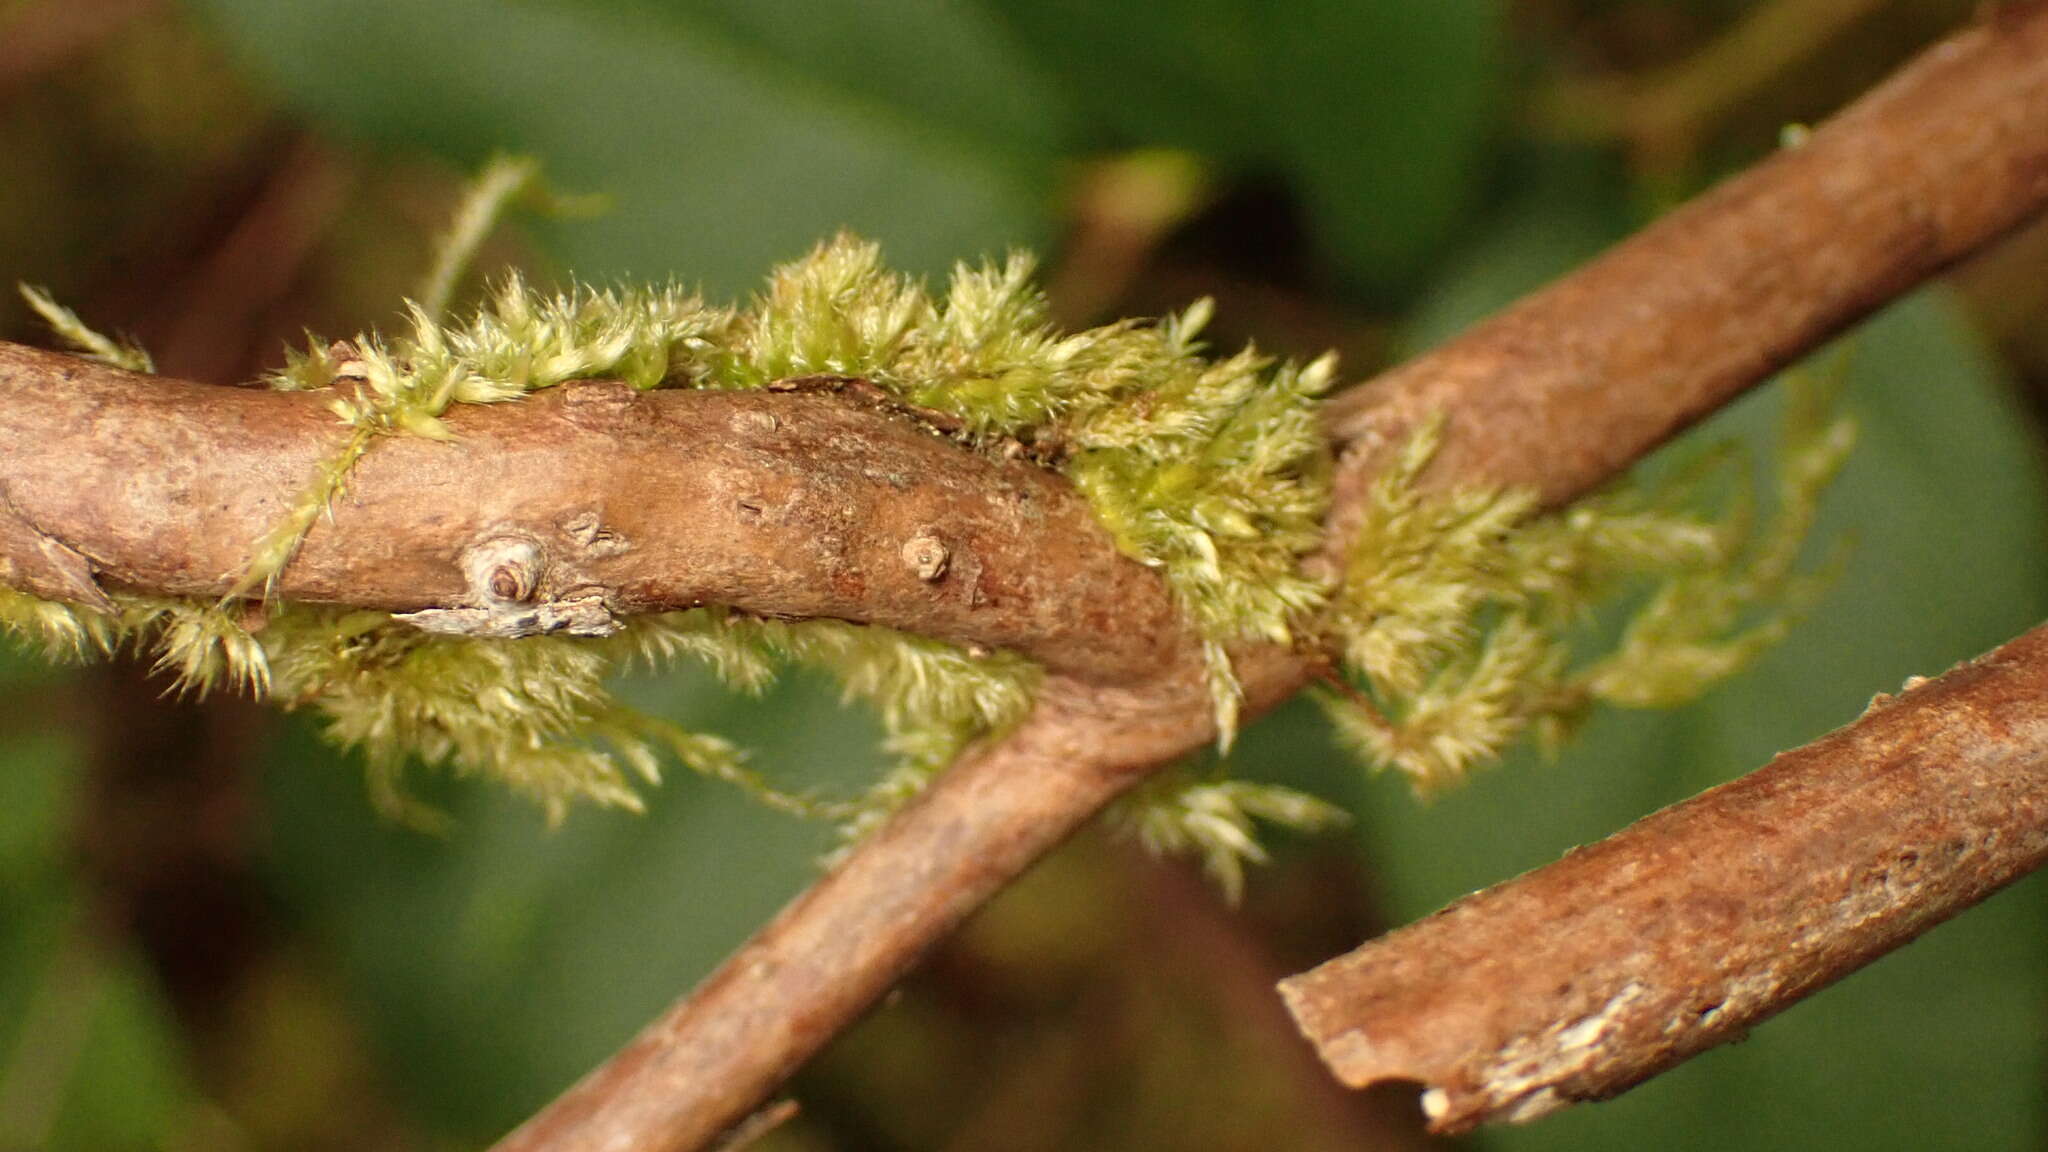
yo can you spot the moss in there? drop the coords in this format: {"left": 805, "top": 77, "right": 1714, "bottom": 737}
{"left": 1108, "top": 767, "right": 1347, "bottom": 904}
{"left": 1, "top": 158, "right": 1852, "bottom": 881}
{"left": 1318, "top": 368, "right": 1854, "bottom": 793}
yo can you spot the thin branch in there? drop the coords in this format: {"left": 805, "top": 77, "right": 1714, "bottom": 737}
{"left": 1326, "top": 0, "right": 2048, "bottom": 516}
{"left": 490, "top": 669, "right": 1247, "bottom": 1152}
{"left": 0, "top": 0, "right": 158, "bottom": 106}
{"left": 1280, "top": 624, "right": 2048, "bottom": 1131}
{"left": 1530, "top": 0, "right": 1887, "bottom": 150}
{"left": 1123, "top": 853, "right": 1443, "bottom": 1151}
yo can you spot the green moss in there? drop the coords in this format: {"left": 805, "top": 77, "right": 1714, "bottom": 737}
{"left": 17, "top": 285, "right": 151, "bottom": 373}
{"left": 1, "top": 159, "right": 1852, "bottom": 882}
{"left": 241, "top": 222, "right": 1336, "bottom": 779}
{"left": 1108, "top": 768, "right": 1347, "bottom": 903}
{"left": 1318, "top": 368, "right": 1854, "bottom": 793}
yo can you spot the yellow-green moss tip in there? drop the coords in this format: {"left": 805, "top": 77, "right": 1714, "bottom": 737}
{"left": 18, "top": 284, "right": 152, "bottom": 373}
{"left": 1109, "top": 769, "right": 1348, "bottom": 904}
{"left": 1317, "top": 367, "right": 1853, "bottom": 793}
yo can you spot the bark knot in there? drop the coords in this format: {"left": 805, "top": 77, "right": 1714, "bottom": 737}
{"left": 391, "top": 533, "right": 622, "bottom": 638}
{"left": 902, "top": 533, "right": 949, "bottom": 581}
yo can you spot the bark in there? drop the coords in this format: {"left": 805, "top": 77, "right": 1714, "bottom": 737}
{"left": 0, "top": 0, "right": 158, "bottom": 104}
{"left": 1280, "top": 625, "right": 2048, "bottom": 1131}
{"left": 0, "top": 346, "right": 1192, "bottom": 684}
{"left": 490, "top": 675, "right": 1202, "bottom": 1152}
{"left": 492, "top": 6, "right": 2048, "bottom": 1147}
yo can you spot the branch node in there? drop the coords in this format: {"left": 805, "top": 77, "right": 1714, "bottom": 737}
{"left": 901, "top": 533, "right": 949, "bottom": 581}
{"left": 392, "top": 533, "right": 621, "bottom": 637}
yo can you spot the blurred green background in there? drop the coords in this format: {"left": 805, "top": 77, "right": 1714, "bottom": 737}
{"left": 1, "top": 0, "right": 2044, "bottom": 1148}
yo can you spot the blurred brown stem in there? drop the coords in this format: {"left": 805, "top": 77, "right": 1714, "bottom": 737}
{"left": 1532, "top": 0, "right": 1888, "bottom": 152}
{"left": 0, "top": 0, "right": 158, "bottom": 105}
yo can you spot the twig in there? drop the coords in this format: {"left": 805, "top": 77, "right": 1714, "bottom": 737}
{"left": 1124, "top": 853, "right": 1443, "bottom": 1151}
{"left": 1530, "top": 0, "right": 1888, "bottom": 150}
{"left": 1325, "top": 0, "right": 2048, "bottom": 515}
{"left": 489, "top": 671, "right": 1245, "bottom": 1152}
{"left": 0, "top": 0, "right": 158, "bottom": 106}
{"left": 1280, "top": 624, "right": 2048, "bottom": 1131}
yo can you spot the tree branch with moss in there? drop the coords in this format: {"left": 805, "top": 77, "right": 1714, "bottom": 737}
{"left": 0, "top": 5, "right": 2045, "bottom": 1152}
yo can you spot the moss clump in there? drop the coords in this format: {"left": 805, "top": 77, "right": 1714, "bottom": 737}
{"left": 1318, "top": 371, "right": 1853, "bottom": 793}
{"left": 2, "top": 157, "right": 1850, "bottom": 882}
{"left": 253, "top": 233, "right": 1335, "bottom": 742}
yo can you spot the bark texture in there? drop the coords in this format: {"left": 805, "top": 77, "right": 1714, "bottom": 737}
{"left": 491, "top": 6, "right": 2048, "bottom": 1146}
{"left": 491, "top": 674, "right": 1207, "bottom": 1152}
{"left": 0, "top": 345, "right": 1193, "bottom": 683}
{"left": 1280, "top": 624, "right": 2048, "bottom": 1131}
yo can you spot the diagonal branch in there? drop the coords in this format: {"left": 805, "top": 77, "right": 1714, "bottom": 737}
{"left": 1279, "top": 623, "right": 2048, "bottom": 1131}
{"left": 1327, "top": 0, "right": 2048, "bottom": 510}
{"left": 490, "top": 671, "right": 1232, "bottom": 1152}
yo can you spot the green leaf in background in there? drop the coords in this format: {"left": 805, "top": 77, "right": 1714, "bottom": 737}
{"left": 1263, "top": 0, "right": 1504, "bottom": 297}
{"left": 602, "top": 0, "right": 1070, "bottom": 154}
{"left": 184, "top": 0, "right": 1067, "bottom": 296}
{"left": 0, "top": 650, "right": 199, "bottom": 1152}
{"left": 1238, "top": 189, "right": 2048, "bottom": 1150}
{"left": 983, "top": 0, "right": 1273, "bottom": 160}
{"left": 258, "top": 668, "right": 882, "bottom": 1139}
{"left": 986, "top": 0, "right": 1505, "bottom": 298}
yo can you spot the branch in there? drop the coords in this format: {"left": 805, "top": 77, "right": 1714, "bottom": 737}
{"left": 491, "top": 672, "right": 1222, "bottom": 1152}
{"left": 493, "top": 7, "right": 2048, "bottom": 1150}
{"left": 1326, "top": 0, "right": 2048, "bottom": 512}
{"left": 1280, "top": 623, "right": 2048, "bottom": 1130}
{"left": 0, "top": 0, "right": 157, "bottom": 104}
{"left": 0, "top": 348, "right": 1191, "bottom": 683}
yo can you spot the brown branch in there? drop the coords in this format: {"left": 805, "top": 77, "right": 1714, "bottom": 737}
{"left": 1280, "top": 623, "right": 2048, "bottom": 1131}
{"left": 0, "top": 345, "right": 1192, "bottom": 684}
{"left": 0, "top": 0, "right": 158, "bottom": 106}
{"left": 2, "top": 7, "right": 2046, "bottom": 1151}
{"left": 490, "top": 671, "right": 1238, "bottom": 1152}
{"left": 1326, "top": 0, "right": 2048, "bottom": 514}
{"left": 1121, "top": 852, "right": 1443, "bottom": 1151}
{"left": 1529, "top": 0, "right": 1887, "bottom": 151}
